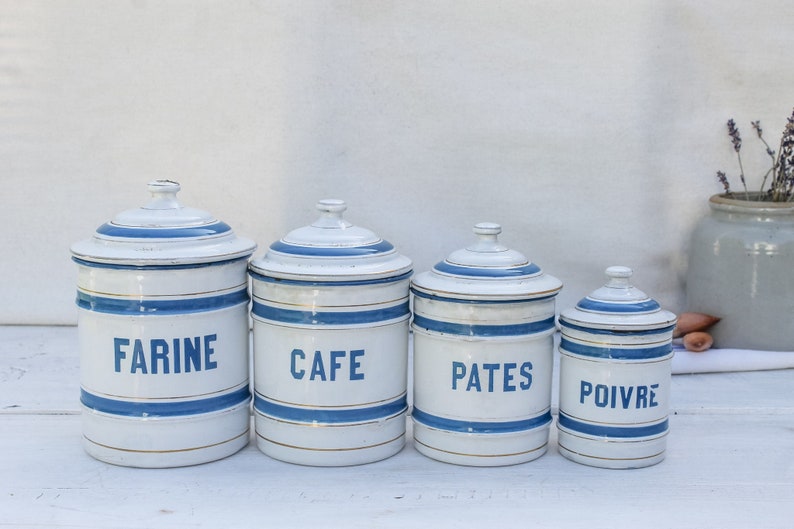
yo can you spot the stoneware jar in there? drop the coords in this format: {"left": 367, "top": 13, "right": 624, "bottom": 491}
{"left": 687, "top": 193, "right": 794, "bottom": 351}
{"left": 557, "top": 266, "right": 677, "bottom": 469}
{"left": 70, "top": 180, "right": 257, "bottom": 468}
{"left": 248, "top": 199, "right": 412, "bottom": 466}
{"left": 410, "top": 223, "right": 562, "bottom": 466}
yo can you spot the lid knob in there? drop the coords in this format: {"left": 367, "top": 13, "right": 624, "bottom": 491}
{"left": 312, "top": 199, "right": 353, "bottom": 229}
{"left": 144, "top": 180, "right": 182, "bottom": 210}
{"left": 468, "top": 222, "right": 507, "bottom": 253}
{"left": 605, "top": 265, "right": 633, "bottom": 288}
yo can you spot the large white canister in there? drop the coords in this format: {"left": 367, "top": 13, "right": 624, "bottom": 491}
{"left": 248, "top": 199, "right": 413, "bottom": 466}
{"left": 557, "top": 266, "right": 677, "bottom": 469}
{"left": 70, "top": 181, "right": 256, "bottom": 468}
{"left": 410, "top": 223, "right": 562, "bottom": 466}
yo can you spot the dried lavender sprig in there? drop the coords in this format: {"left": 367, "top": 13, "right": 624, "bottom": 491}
{"left": 752, "top": 120, "right": 777, "bottom": 193}
{"left": 716, "top": 170, "right": 732, "bottom": 195}
{"left": 771, "top": 109, "right": 794, "bottom": 201}
{"left": 727, "top": 119, "right": 749, "bottom": 199}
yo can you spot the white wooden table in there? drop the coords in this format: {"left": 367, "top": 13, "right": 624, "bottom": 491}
{"left": 1, "top": 325, "right": 792, "bottom": 528}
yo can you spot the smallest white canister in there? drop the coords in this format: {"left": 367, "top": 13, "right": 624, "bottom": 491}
{"left": 411, "top": 223, "right": 562, "bottom": 466}
{"left": 557, "top": 266, "right": 677, "bottom": 469}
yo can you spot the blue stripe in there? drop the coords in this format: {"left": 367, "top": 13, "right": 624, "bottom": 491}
{"left": 249, "top": 269, "right": 413, "bottom": 286}
{"left": 560, "top": 337, "right": 673, "bottom": 360}
{"left": 269, "top": 240, "right": 394, "bottom": 257}
{"left": 412, "top": 407, "right": 552, "bottom": 434}
{"left": 253, "top": 394, "right": 407, "bottom": 424}
{"left": 558, "top": 412, "right": 669, "bottom": 438}
{"left": 252, "top": 300, "right": 409, "bottom": 325}
{"left": 411, "top": 288, "right": 558, "bottom": 304}
{"left": 412, "top": 314, "right": 555, "bottom": 337}
{"left": 72, "top": 255, "right": 251, "bottom": 271}
{"left": 576, "top": 298, "right": 661, "bottom": 314}
{"left": 76, "top": 289, "right": 250, "bottom": 315}
{"left": 80, "top": 386, "right": 251, "bottom": 418}
{"left": 433, "top": 261, "right": 541, "bottom": 278}
{"left": 559, "top": 319, "right": 676, "bottom": 337}
{"left": 96, "top": 221, "right": 232, "bottom": 239}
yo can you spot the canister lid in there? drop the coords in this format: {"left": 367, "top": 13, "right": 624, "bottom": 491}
{"left": 410, "top": 223, "right": 562, "bottom": 300}
{"left": 249, "top": 199, "right": 412, "bottom": 281}
{"left": 560, "top": 266, "right": 677, "bottom": 330}
{"left": 70, "top": 180, "right": 257, "bottom": 265}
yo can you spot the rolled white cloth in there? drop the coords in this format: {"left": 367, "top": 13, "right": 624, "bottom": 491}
{"left": 672, "top": 345, "right": 794, "bottom": 374}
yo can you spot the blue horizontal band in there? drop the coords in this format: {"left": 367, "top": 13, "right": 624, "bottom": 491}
{"left": 560, "top": 337, "right": 673, "bottom": 360}
{"left": 558, "top": 412, "right": 668, "bottom": 438}
{"left": 269, "top": 240, "right": 395, "bottom": 257}
{"left": 76, "top": 289, "right": 250, "bottom": 315}
{"left": 252, "top": 300, "right": 409, "bottom": 325}
{"left": 72, "top": 255, "right": 250, "bottom": 271}
{"left": 559, "top": 319, "right": 676, "bottom": 337}
{"left": 412, "top": 314, "right": 555, "bottom": 337}
{"left": 80, "top": 386, "right": 251, "bottom": 418}
{"left": 411, "top": 288, "right": 557, "bottom": 304}
{"left": 412, "top": 407, "right": 552, "bottom": 434}
{"left": 433, "top": 261, "right": 541, "bottom": 278}
{"left": 254, "top": 394, "right": 407, "bottom": 424}
{"left": 249, "top": 269, "right": 413, "bottom": 287}
{"left": 576, "top": 297, "right": 661, "bottom": 314}
{"left": 96, "top": 221, "right": 232, "bottom": 239}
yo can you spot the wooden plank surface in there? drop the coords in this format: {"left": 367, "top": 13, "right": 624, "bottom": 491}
{"left": 1, "top": 326, "right": 793, "bottom": 528}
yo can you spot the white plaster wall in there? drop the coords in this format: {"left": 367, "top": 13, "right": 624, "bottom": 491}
{"left": 2, "top": 0, "right": 792, "bottom": 324}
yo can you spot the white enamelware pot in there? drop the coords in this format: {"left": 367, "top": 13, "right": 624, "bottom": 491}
{"left": 410, "top": 223, "right": 562, "bottom": 466}
{"left": 70, "top": 180, "right": 256, "bottom": 468}
{"left": 248, "top": 199, "right": 412, "bottom": 466}
{"left": 557, "top": 266, "right": 677, "bottom": 469}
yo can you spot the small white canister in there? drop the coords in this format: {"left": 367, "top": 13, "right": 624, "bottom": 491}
{"left": 249, "top": 199, "right": 412, "bottom": 466}
{"left": 411, "top": 223, "right": 563, "bottom": 466}
{"left": 557, "top": 266, "right": 677, "bottom": 469}
{"left": 71, "top": 181, "right": 256, "bottom": 468}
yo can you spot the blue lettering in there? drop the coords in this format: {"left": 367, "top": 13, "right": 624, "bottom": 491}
{"left": 452, "top": 361, "right": 466, "bottom": 390}
{"left": 466, "top": 364, "right": 481, "bottom": 392}
{"left": 184, "top": 336, "right": 201, "bottom": 373}
{"left": 482, "top": 363, "right": 499, "bottom": 392}
{"left": 636, "top": 385, "right": 648, "bottom": 408}
{"left": 579, "top": 383, "right": 661, "bottom": 409}
{"left": 503, "top": 362, "right": 517, "bottom": 392}
{"left": 203, "top": 334, "right": 217, "bottom": 370}
{"left": 310, "top": 351, "right": 327, "bottom": 381}
{"left": 150, "top": 339, "right": 169, "bottom": 374}
{"left": 519, "top": 361, "right": 532, "bottom": 390}
{"left": 350, "top": 349, "right": 365, "bottom": 380}
{"left": 130, "top": 339, "right": 148, "bottom": 374}
{"left": 620, "top": 386, "right": 634, "bottom": 408}
{"left": 594, "top": 384, "right": 609, "bottom": 407}
{"left": 330, "top": 350, "right": 345, "bottom": 381}
{"left": 649, "top": 384, "right": 659, "bottom": 407}
{"left": 173, "top": 338, "right": 181, "bottom": 373}
{"left": 291, "top": 349, "right": 305, "bottom": 379}
{"left": 580, "top": 380, "right": 593, "bottom": 403}
{"left": 114, "top": 337, "right": 129, "bottom": 373}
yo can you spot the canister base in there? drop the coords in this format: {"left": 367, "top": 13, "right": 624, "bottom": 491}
{"left": 81, "top": 401, "right": 251, "bottom": 468}
{"left": 412, "top": 421, "right": 549, "bottom": 467}
{"left": 557, "top": 428, "right": 667, "bottom": 469}
{"left": 254, "top": 412, "right": 406, "bottom": 466}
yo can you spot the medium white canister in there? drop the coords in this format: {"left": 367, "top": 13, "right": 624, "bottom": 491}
{"left": 410, "top": 223, "right": 563, "bottom": 466}
{"left": 557, "top": 266, "right": 677, "bottom": 469}
{"left": 70, "top": 181, "right": 256, "bottom": 468}
{"left": 249, "top": 199, "right": 413, "bottom": 466}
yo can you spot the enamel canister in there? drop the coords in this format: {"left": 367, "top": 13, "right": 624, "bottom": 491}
{"left": 248, "top": 199, "right": 412, "bottom": 466}
{"left": 70, "top": 181, "right": 256, "bottom": 467}
{"left": 410, "top": 223, "right": 562, "bottom": 466}
{"left": 557, "top": 266, "right": 677, "bottom": 469}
